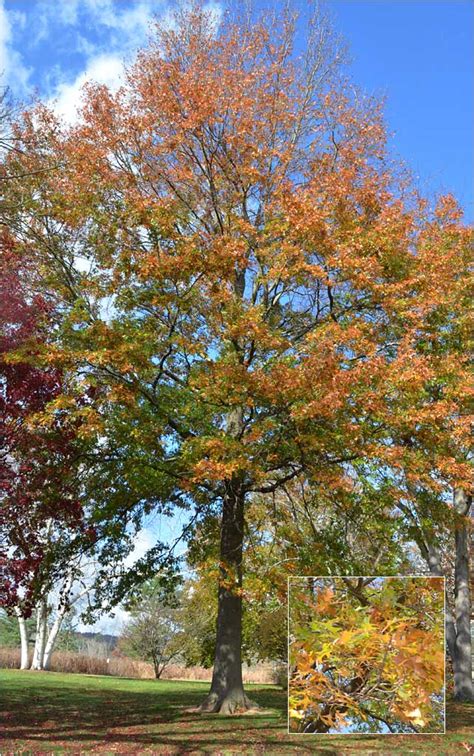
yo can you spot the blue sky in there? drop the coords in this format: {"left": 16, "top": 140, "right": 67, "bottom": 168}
{"left": 328, "top": 0, "right": 473, "bottom": 220}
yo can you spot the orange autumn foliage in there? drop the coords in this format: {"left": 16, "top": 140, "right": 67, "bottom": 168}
{"left": 289, "top": 577, "right": 445, "bottom": 733}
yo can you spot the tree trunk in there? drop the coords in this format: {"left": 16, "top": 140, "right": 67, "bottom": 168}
{"left": 424, "top": 543, "right": 457, "bottom": 661}
{"left": 43, "top": 568, "right": 74, "bottom": 670}
{"left": 200, "top": 477, "right": 253, "bottom": 714}
{"left": 30, "top": 599, "right": 47, "bottom": 670}
{"left": 152, "top": 654, "right": 162, "bottom": 679}
{"left": 421, "top": 491, "right": 473, "bottom": 702}
{"left": 452, "top": 489, "right": 473, "bottom": 701}
{"left": 15, "top": 608, "right": 29, "bottom": 670}
{"left": 42, "top": 613, "right": 63, "bottom": 671}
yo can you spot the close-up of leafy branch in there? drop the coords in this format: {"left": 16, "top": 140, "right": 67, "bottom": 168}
{"left": 289, "top": 577, "right": 445, "bottom": 733}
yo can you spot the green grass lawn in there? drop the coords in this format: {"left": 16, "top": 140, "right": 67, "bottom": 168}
{"left": 0, "top": 669, "right": 472, "bottom": 755}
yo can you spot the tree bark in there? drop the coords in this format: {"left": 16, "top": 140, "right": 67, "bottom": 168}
{"left": 200, "top": 476, "right": 253, "bottom": 714}
{"left": 43, "top": 569, "right": 74, "bottom": 670}
{"left": 14, "top": 608, "right": 29, "bottom": 670}
{"left": 30, "top": 598, "right": 47, "bottom": 670}
{"left": 152, "top": 654, "right": 163, "bottom": 679}
{"left": 452, "top": 488, "right": 473, "bottom": 701}
{"left": 424, "top": 543, "right": 457, "bottom": 661}
{"left": 421, "top": 491, "right": 473, "bottom": 702}
{"left": 42, "top": 612, "right": 63, "bottom": 671}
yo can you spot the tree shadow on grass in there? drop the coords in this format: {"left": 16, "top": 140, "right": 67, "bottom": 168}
{"left": 1, "top": 680, "right": 292, "bottom": 752}
{"left": 446, "top": 699, "right": 474, "bottom": 733}
{"left": 0, "top": 674, "right": 472, "bottom": 755}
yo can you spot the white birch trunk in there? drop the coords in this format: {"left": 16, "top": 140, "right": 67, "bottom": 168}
{"left": 42, "top": 612, "right": 63, "bottom": 671}
{"left": 42, "top": 569, "right": 74, "bottom": 670}
{"left": 29, "top": 519, "right": 53, "bottom": 671}
{"left": 30, "top": 599, "right": 47, "bottom": 670}
{"left": 14, "top": 608, "right": 29, "bottom": 669}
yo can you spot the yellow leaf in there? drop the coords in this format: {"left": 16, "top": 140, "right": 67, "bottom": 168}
{"left": 404, "top": 708, "right": 425, "bottom": 727}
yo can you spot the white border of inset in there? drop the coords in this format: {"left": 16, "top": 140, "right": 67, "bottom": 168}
{"left": 287, "top": 575, "right": 446, "bottom": 737}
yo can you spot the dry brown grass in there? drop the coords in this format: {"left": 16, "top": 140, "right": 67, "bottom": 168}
{"left": 161, "top": 662, "right": 276, "bottom": 684}
{"left": 0, "top": 646, "right": 277, "bottom": 683}
{"left": 0, "top": 647, "right": 20, "bottom": 669}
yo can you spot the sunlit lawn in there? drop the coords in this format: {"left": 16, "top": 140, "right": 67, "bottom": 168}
{"left": 0, "top": 669, "right": 472, "bottom": 754}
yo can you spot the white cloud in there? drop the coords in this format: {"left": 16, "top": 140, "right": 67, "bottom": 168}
{"left": 32, "top": 2, "right": 78, "bottom": 44}
{"left": 50, "top": 53, "right": 124, "bottom": 123}
{"left": 0, "top": 0, "right": 31, "bottom": 94}
{"left": 7, "top": 8, "right": 26, "bottom": 31}
{"left": 51, "top": 0, "right": 81, "bottom": 27}
{"left": 0, "top": 0, "right": 10, "bottom": 72}
{"left": 77, "top": 604, "right": 129, "bottom": 635}
{"left": 4, "top": 0, "right": 223, "bottom": 121}
{"left": 91, "top": 0, "right": 158, "bottom": 36}
{"left": 34, "top": 0, "right": 161, "bottom": 44}
{"left": 44, "top": 1, "right": 165, "bottom": 123}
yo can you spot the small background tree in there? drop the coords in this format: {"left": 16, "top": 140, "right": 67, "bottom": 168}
{"left": 118, "top": 578, "right": 185, "bottom": 679}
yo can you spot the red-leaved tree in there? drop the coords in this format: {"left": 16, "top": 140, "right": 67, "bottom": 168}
{"left": 0, "top": 230, "right": 83, "bottom": 620}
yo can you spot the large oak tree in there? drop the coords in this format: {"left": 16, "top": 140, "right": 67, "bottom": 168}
{"left": 3, "top": 3, "right": 472, "bottom": 710}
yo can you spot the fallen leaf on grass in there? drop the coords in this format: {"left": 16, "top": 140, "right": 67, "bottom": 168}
{"left": 242, "top": 708, "right": 274, "bottom": 716}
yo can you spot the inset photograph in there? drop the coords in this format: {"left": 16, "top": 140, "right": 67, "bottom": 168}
{"left": 288, "top": 576, "right": 445, "bottom": 734}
